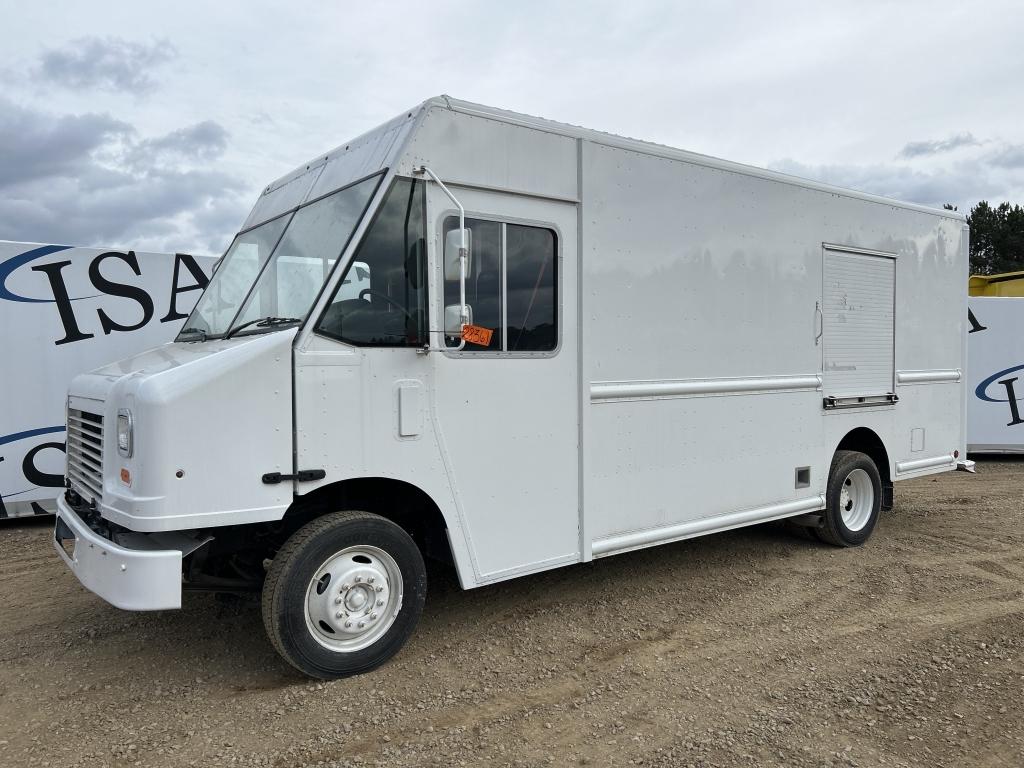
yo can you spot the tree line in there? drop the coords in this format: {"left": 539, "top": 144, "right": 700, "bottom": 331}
{"left": 944, "top": 201, "right": 1024, "bottom": 275}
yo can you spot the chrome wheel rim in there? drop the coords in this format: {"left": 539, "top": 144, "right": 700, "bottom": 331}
{"left": 839, "top": 468, "right": 874, "bottom": 532}
{"left": 304, "top": 545, "right": 403, "bottom": 653}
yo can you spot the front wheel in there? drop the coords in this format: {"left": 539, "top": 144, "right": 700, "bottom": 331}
{"left": 817, "top": 450, "right": 882, "bottom": 547}
{"left": 262, "top": 511, "right": 426, "bottom": 679}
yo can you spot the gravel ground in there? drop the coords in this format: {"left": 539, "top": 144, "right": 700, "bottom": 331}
{"left": 1, "top": 460, "right": 1022, "bottom": 768}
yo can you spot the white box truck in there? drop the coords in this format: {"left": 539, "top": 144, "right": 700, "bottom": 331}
{"left": 52, "top": 97, "right": 970, "bottom": 678}
{"left": 0, "top": 242, "right": 215, "bottom": 518}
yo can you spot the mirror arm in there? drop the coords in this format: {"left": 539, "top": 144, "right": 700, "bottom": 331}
{"left": 417, "top": 166, "right": 467, "bottom": 350}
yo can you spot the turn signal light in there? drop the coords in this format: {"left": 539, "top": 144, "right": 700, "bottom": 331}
{"left": 120, "top": 468, "right": 131, "bottom": 486}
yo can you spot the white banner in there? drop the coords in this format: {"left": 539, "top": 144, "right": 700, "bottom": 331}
{"left": 967, "top": 296, "right": 1024, "bottom": 453}
{"left": 0, "top": 241, "right": 216, "bottom": 517}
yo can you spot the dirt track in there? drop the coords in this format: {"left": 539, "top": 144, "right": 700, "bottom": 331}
{"left": 1, "top": 460, "right": 1023, "bottom": 768}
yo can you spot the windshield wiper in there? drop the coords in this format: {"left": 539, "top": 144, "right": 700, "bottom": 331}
{"left": 224, "top": 316, "right": 302, "bottom": 340}
{"left": 178, "top": 327, "right": 207, "bottom": 342}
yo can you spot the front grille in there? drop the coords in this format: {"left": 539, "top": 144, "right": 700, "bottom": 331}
{"left": 67, "top": 408, "right": 104, "bottom": 502}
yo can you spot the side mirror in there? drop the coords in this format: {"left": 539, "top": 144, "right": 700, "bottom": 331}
{"left": 444, "top": 304, "right": 473, "bottom": 336}
{"left": 444, "top": 228, "right": 472, "bottom": 281}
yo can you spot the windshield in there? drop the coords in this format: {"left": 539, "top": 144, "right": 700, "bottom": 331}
{"left": 179, "top": 173, "right": 381, "bottom": 339}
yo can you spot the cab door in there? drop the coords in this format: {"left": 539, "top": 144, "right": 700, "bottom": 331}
{"left": 427, "top": 185, "right": 580, "bottom": 582}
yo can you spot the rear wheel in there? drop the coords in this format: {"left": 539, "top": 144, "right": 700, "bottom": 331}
{"left": 262, "top": 511, "right": 426, "bottom": 679}
{"left": 817, "top": 450, "right": 881, "bottom": 547}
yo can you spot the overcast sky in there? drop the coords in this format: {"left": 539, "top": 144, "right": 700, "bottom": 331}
{"left": 1, "top": 1, "right": 1022, "bottom": 254}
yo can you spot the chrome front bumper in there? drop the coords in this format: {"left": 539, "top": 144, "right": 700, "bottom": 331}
{"left": 54, "top": 495, "right": 183, "bottom": 610}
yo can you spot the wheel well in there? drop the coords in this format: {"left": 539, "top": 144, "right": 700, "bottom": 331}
{"left": 836, "top": 428, "right": 893, "bottom": 509}
{"left": 285, "top": 478, "right": 454, "bottom": 565}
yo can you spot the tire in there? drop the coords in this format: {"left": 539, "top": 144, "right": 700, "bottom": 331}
{"left": 816, "top": 450, "right": 881, "bottom": 547}
{"left": 261, "top": 511, "right": 426, "bottom": 679}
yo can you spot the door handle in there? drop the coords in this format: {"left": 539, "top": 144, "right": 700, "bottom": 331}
{"left": 814, "top": 301, "right": 823, "bottom": 346}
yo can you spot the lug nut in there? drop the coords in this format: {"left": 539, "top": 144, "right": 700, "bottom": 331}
{"left": 375, "top": 586, "right": 384, "bottom": 593}
{"left": 344, "top": 620, "right": 352, "bottom": 628}
{"left": 376, "top": 599, "right": 384, "bottom": 607}
{"left": 341, "top": 584, "right": 349, "bottom": 591}
{"left": 367, "top": 576, "right": 375, "bottom": 584}
{"left": 335, "top": 612, "right": 343, "bottom": 619}
{"left": 335, "top": 597, "right": 343, "bottom": 605}
{"left": 370, "top": 612, "right": 378, "bottom": 620}
{"left": 357, "top": 621, "right": 365, "bottom": 629}
{"left": 354, "top": 576, "right": 362, "bottom": 583}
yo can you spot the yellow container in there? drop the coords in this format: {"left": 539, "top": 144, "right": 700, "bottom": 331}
{"left": 969, "top": 271, "right": 1024, "bottom": 296}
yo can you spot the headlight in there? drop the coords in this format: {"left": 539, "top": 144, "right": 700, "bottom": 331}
{"left": 117, "top": 409, "right": 133, "bottom": 457}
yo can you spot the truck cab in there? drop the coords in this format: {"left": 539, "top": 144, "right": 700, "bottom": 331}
{"left": 55, "top": 99, "right": 581, "bottom": 678}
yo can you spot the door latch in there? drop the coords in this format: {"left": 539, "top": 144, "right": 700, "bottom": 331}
{"left": 262, "top": 469, "right": 326, "bottom": 484}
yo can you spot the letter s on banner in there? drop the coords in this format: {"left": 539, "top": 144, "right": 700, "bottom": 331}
{"left": 89, "top": 251, "right": 155, "bottom": 334}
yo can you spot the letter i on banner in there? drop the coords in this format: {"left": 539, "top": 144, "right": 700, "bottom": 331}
{"left": 998, "top": 377, "right": 1024, "bottom": 426}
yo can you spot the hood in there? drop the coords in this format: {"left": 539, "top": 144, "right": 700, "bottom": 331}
{"left": 65, "top": 328, "right": 297, "bottom": 532}
{"left": 70, "top": 331, "right": 297, "bottom": 402}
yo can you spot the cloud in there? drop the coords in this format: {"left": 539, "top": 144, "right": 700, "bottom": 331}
{"left": 0, "top": 106, "right": 132, "bottom": 186}
{"left": 128, "top": 120, "right": 230, "bottom": 169}
{"left": 36, "top": 36, "right": 177, "bottom": 95}
{"left": 898, "top": 132, "right": 980, "bottom": 159}
{"left": 990, "top": 144, "right": 1024, "bottom": 170}
{"left": 769, "top": 153, "right": 1019, "bottom": 213}
{"left": 0, "top": 97, "right": 250, "bottom": 253}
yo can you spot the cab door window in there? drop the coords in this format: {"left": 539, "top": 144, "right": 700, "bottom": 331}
{"left": 442, "top": 219, "right": 502, "bottom": 350}
{"left": 443, "top": 218, "right": 557, "bottom": 353}
{"left": 505, "top": 224, "right": 557, "bottom": 352}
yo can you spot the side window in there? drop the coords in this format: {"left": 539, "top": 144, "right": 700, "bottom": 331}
{"left": 506, "top": 224, "right": 556, "bottom": 352}
{"left": 316, "top": 177, "right": 427, "bottom": 346}
{"left": 443, "top": 218, "right": 557, "bottom": 353}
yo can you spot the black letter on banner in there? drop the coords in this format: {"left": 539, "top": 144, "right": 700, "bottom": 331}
{"left": 998, "top": 377, "right": 1024, "bottom": 426}
{"left": 22, "top": 442, "right": 67, "bottom": 488}
{"left": 89, "top": 251, "right": 154, "bottom": 334}
{"left": 968, "top": 308, "right": 988, "bottom": 334}
{"left": 30, "top": 260, "right": 95, "bottom": 345}
{"left": 160, "top": 253, "right": 211, "bottom": 322}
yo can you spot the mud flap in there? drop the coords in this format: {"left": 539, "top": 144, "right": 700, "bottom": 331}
{"left": 881, "top": 482, "right": 894, "bottom": 511}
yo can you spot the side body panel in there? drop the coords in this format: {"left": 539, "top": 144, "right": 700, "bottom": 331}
{"left": 578, "top": 140, "right": 966, "bottom": 556}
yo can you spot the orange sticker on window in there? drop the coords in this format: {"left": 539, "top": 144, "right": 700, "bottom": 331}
{"left": 461, "top": 324, "right": 494, "bottom": 347}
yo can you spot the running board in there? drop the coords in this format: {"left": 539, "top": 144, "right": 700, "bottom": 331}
{"left": 592, "top": 495, "right": 826, "bottom": 557}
